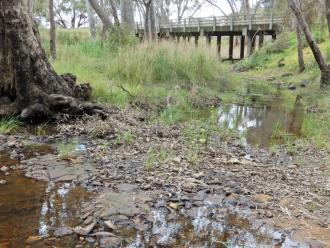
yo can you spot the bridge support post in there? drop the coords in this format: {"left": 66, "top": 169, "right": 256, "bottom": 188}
{"left": 272, "top": 34, "right": 277, "bottom": 42}
{"left": 240, "top": 35, "right": 245, "bottom": 59}
{"left": 247, "top": 32, "right": 255, "bottom": 56}
{"left": 259, "top": 32, "right": 264, "bottom": 49}
{"left": 194, "top": 35, "right": 199, "bottom": 47}
{"left": 206, "top": 35, "right": 211, "bottom": 46}
{"left": 183, "top": 35, "right": 187, "bottom": 44}
{"left": 217, "top": 35, "right": 221, "bottom": 59}
{"left": 229, "top": 35, "right": 234, "bottom": 60}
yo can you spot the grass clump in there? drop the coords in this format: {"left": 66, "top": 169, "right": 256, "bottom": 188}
{"left": 0, "top": 117, "right": 20, "bottom": 134}
{"left": 144, "top": 146, "right": 174, "bottom": 171}
{"left": 115, "top": 130, "right": 135, "bottom": 146}
{"left": 57, "top": 140, "right": 77, "bottom": 159}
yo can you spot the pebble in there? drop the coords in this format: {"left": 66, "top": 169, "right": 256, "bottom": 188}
{"left": 0, "top": 166, "right": 8, "bottom": 173}
{"left": 0, "top": 180, "right": 7, "bottom": 185}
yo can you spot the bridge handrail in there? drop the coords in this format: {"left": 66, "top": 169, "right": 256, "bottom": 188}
{"left": 136, "top": 13, "right": 286, "bottom": 30}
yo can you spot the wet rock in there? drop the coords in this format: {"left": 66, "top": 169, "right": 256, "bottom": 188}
{"left": 288, "top": 84, "right": 296, "bottom": 90}
{"left": 99, "top": 236, "right": 121, "bottom": 248}
{"left": 278, "top": 59, "right": 285, "bottom": 67}
{"left": 0, "top": 179, "right": 7, "bottom": 185}
{"left": 192, "top": 172, "right": 204, "bottom": 179}
{"left": 281, "top": 73, "right": 293, "bottom": 78}
{"left": 193, "top": 191, "right": 208, "bottom": 202}
{"left": 53, "top": 226, "right": 73, "bottom": 237}
{"left": 96, "top": 191, "right": 151, "bottom": 218}
{"left": 74, "top": 222, "right": 96, "bottom": 236}
{"left": 85, "top": 237, "right": 96, "bottom": 243}
{"left": 287, "top": 164, "right": 297, "bottom": 169}
{"left": 0, "top": 166, "right": 8, "bottom": 173}
{"left": 168, "top": 202, "right": 179, "bottom": 210}
{"left": 155, "top": 200, "right": 167, "bottom": 208}
{"left": 272, "top": 231, "right": 284, "bottom": 244}
{"left": 25, "top": 236, "right": 42, "bottom": 244}
{"left": 109, "top": 215, "right": 133, "bottom": 227}
{"left": 104, "top": 220, "right": 116, "bottom": 230}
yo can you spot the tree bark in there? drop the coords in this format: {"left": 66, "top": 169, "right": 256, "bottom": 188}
{"left": 88, "top": 0, "right": 113, "bottom": 31}
{"left": 326, "top": 0, "right": 330, "bottom": 35}
{"left": 109, "top": 0, "right": 120, "bottom": 25}
{"left": 120, "top": 0, "right": 135, "bottom": 31}
{"left": 85, "top": 0, "right": 96, "bottom": 40}
{"left": 289, "top": 0, "right": 330, "bottom": 87}
{"left": 295, "top": 19, "right": 305, "bottom": 72}
{"left": 49, "top": 0, "right": 56, "bottom": 59}
{"left": 0, "top": 0, "right": 103, "bottom": 118}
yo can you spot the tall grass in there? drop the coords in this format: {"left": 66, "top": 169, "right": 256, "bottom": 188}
{"left": 0, "top": 117, "right": 20, "bottom": 134}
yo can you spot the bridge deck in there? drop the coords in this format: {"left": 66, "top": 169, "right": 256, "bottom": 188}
{"left": 136, "top": 13, "right": 286, "bottom": 36}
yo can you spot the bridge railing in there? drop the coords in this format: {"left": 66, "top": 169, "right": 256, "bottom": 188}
{"left": 136, "top": 13, "right": 286, "bottom": 32}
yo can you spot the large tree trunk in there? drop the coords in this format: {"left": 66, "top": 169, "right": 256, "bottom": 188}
{"left": 49, "top": 0, "right": 56, "bottom": 59}
{"left": 326, "top": 0, "right": 330, "bottom": 36}
{"left": 0, "top": 0, "right": 102, "bottom": 118}
{"left": 120, "top": 0, "right": 135, "bottom": 31}
{"left": 289, "top": 0, "right": 330, "bottom": 88}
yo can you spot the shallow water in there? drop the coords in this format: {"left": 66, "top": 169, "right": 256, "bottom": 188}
{"left": 217, "top": 102, "right": 304, "bottom": 147}
{"left": 0, "top": 152, "right": 90, "bottom": 247}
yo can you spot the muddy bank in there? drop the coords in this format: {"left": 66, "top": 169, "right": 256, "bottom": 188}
{"left": 0, "top": 106, "right": 329, "bottom": 247}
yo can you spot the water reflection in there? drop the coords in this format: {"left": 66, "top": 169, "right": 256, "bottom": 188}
{"left": 0, "top": 150, "right": 89, "bottom": 246}
{"left": 217, "top": 103, "right": 304, "bottom": 147}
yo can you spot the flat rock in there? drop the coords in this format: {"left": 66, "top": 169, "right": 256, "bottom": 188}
{"left": 74, "top": 222, "right": 96, "bottom": 236}
{"left": 99, "top": 237, "right": 121, "bottom": 248}
{"left": 96, "top": 191, "right": 151, "bottom": 218}
{"left": 53, "top": 226, "right": 73, "bottom": 237}
{"left": 252, "top": 194, "right": 272, "bottom": 204}
{"left": 116, "top": 183, "right": 139, "bottom": 193}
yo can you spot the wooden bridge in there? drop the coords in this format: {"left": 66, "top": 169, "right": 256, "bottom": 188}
{"left": 135, "top": 13, "right": 287, "bottom": 60}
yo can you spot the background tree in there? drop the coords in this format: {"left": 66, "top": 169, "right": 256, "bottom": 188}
{"left": 120, "top": 0, "right": 135, "bottom": 30}
{"left": 49, "top": 0, "right": 57, "bottom": 59}
{"left": 85, "top": 0, "right": 96, "bottom": 40}
{"left": 289, "top": 0, "right": 330, "bottom": 87}
{"left": 326, "top": 0, "right": 330, "bottom": 35}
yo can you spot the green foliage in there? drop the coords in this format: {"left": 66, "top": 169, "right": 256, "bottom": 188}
{"left": 302, "top": 112, "right": 330, "bottom": 151}
{"left": 311, "top": 25, "right": 326, "bottom": 44}
{"left": 108, "top": 42, "right": 221, "bottom": 86}
{"left": 34, "top": 122, "right": 49, "bottom": 136}
{"left": 57, "top": 140, "right": 76, "bottom": 159}
{"left": 144, "top": 147, "right": 174, "bottom": 171}
{"left": 115, "top": 130, "right": 135, "bottom": 146}
{"left": 0, "top": 117, "right": 20, "bottom": 134}
{"left": 105, "top": 25, "right": 139, "bottom": 53}
{"left": 238, "top": 33, "right": 292, "bottom": 70}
